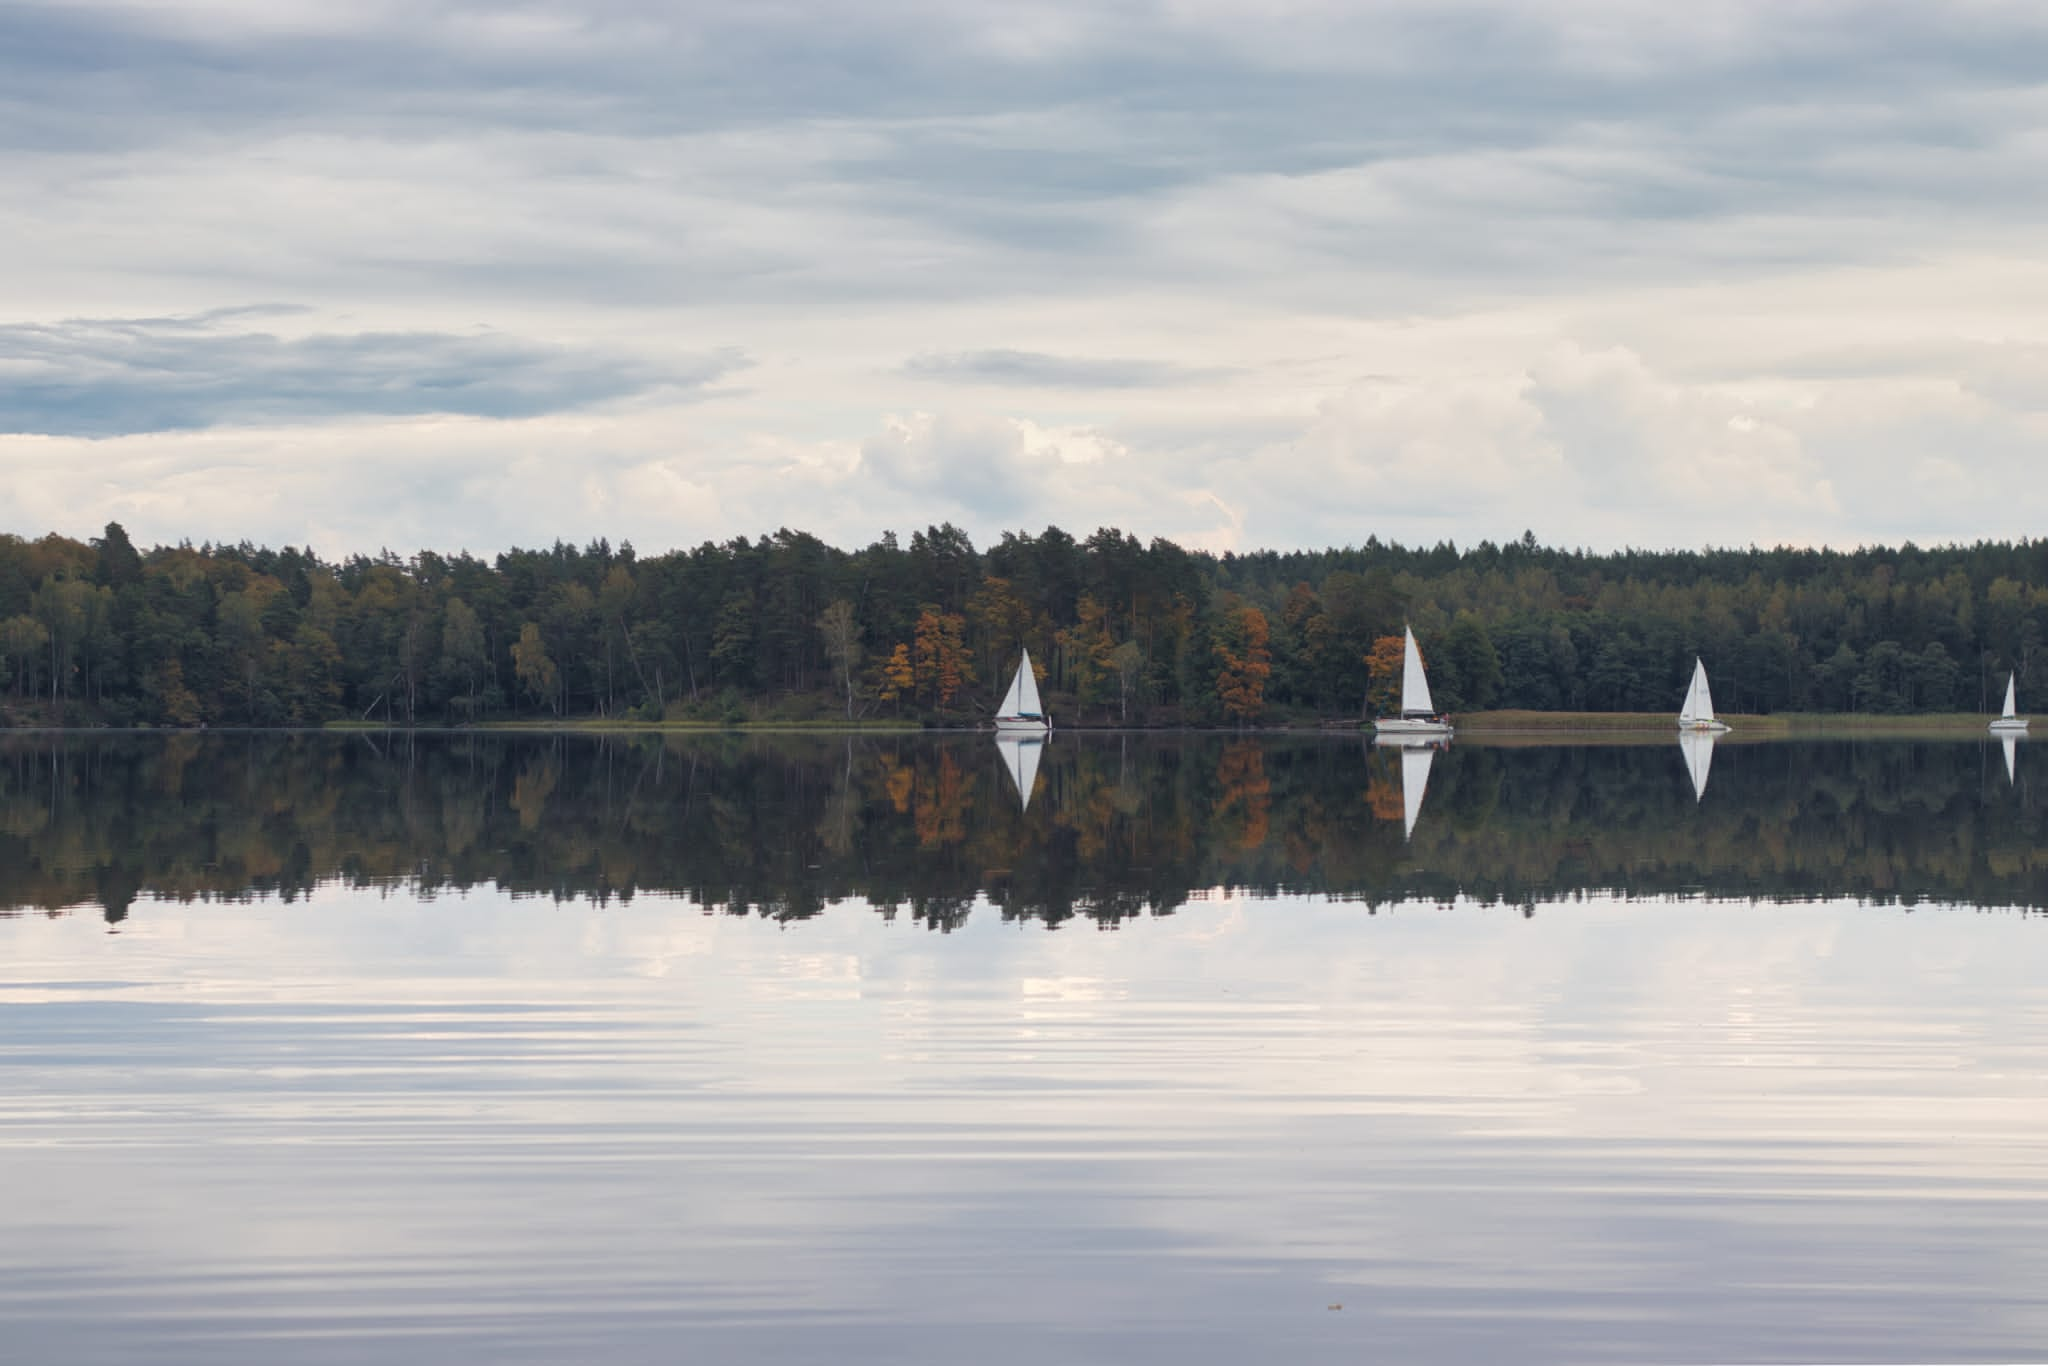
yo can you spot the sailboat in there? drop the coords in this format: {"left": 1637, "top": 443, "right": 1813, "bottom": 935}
{"left": 1677, "top": 657, "right": 1730, "bottom": 733}
{"left": 1374, "top": 625, "right": 1453, "bottom": 737}
{"left": 995, "top": 734, "right": 1046, "bottom": 811}
{"left": 1989, "top": 672, "right": 2029, "bottom": 733}
{"left": 994, "top": 648, "right": 1051, "bottom": 733}
{"left": 1678, "top": 729, "right": 1717, "bottom": 802}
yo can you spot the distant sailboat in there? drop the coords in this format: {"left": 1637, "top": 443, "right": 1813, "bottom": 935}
{"left": 1374, "top": 625, "right": 1453, "bottom": 737}
{"left": 1678, "top": 729, "right": 1717, "bottom": 801}
{"left": 995, "top": 734, "right": 1045, "bottom": 811}
{"left": 994, "top": 648, "right": 1050, "bottom": 733}
{"left": 1372, "top": 735, "right": 1442, "bottom": 840}
{"left": 1989, "top": 672, "right": 2029, "bottom": 734}
{"left": 1677, "top": 658, "right": 1730, "bottom": 733}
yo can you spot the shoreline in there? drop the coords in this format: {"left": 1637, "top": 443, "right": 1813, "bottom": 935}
{"left": 1453, "top": 710, "right": 2001, "bottom": 736}
{"left": 0, "top": 711, "right": 2021, "bottom": 738}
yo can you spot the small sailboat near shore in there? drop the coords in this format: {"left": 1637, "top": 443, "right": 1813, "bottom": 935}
{"left": 1374, "top": 626, "right": 1453, "bottom": 738}
{"left": 994, "top": 648, "right": 1051, "bottom": 733}
{"left": 1677, "top": 658, "right": 1730, "bottom": 734}
{"left": 1989, "top": 673, "right": 2029, "bottom": 734}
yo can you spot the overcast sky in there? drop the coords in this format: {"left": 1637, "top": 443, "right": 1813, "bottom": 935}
{"left": 4, "top": 0, "right": 2048, "bottom": 558}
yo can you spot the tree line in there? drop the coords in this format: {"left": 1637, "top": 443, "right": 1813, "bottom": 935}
{"left": 2, "top": 522, "right": 2045, "bottom": 727}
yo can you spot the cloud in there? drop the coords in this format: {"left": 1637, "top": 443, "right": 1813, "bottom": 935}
{"left": 858, "top": 413, "right": 1042, "bottom": 523}
{"left": 4, "top": 1, "right": 2048, "bottom": 554}
{"left": 0, "top": 310, "right": 738, "bottom": 436}
{"left": 903, "top": 349, "right": 1228, "bottom": 389}
{"left": 1527, "top": 344, "right": 1836, "bottom": 521}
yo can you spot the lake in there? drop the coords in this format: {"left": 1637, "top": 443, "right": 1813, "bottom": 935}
{"left": 2, "top": 731, "right": 2044, "bottom": 1363}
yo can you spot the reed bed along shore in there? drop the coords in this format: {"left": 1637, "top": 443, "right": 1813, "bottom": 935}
{"left": 1455, "top": 709, "right": 1997, "bottom": 736}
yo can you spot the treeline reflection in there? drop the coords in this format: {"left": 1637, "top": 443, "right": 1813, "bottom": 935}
{"left": 2, "top": 732, "right": 2041, "bottom": 927}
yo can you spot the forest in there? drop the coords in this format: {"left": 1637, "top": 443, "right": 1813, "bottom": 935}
{"left": 2, "top": 522, "right": 2046, "bottom": 727}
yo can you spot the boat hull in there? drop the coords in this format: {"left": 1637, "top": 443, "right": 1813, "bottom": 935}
{"left": 1376, "top": 717, "right": 1454, "bottom": 738}
{"left": 1989, "top": 718, "right": 2030, "bottom": 733}
{"left": 994, "top": 716, "right": 1051, "bottom": 733}
{"left": 1678, "top": 720, "right": 1730, "bottom": 733}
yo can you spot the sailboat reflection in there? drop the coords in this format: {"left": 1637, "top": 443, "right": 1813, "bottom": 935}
{"left": 2001, "top": 732, "right": 2019, "bottom": 786}
{"left": 1373, "top": 737, "right": 1444, "bottom": 840}
{"left": 1678, "top": 729, "right": 1718, "bottom": 802}
{"left": 994, "top": 734, "right": 1046, "bottom": 812}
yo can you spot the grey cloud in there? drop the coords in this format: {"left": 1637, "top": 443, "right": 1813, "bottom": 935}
{"left": 904, "top": 349, "right": 1227, "bottom": 389}
{"left": 3, "top": 0, "right": 2046, "bottom": 327}
{"left": 859, "top": 414, "right": 1038, "bottom": 522}
{"left": 12, "top": 3, "right": 2048, "bottom": 225}
{"left": 0, "top": 310, "right": 739, "bottom": 436}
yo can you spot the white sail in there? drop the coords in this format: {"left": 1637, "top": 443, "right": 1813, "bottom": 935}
{"left": 1679, "top": 730, "right": 1716, "bottom": 801}
{"left": 2001, "top": 733, "right": 2018, "bottom": 786}
{"left": 998, "top": 648, "right": 1044, "bottom": 718}
{"left": 1016, "top": 649, "right": 1043, "bottom": 715}
{"left": 1989, "top": 671, "right": 2028, "bottom": 732}
{"left": 1679, "top": 658, "right": 1716, "bottom": 724}
{"left": 1400, "top": 626, "right": 1434, "bottom": 716}
{"left": 1399, "top": 743, "right": 1435, "bottom": 840}
{"left": 995, "top": 735, "right": 1044, "bottom": 810}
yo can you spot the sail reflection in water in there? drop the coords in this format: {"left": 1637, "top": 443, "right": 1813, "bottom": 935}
{"left": 1372, "top": 735, "right": 1442, "bottom": 840}
{"left": 993, "top": 733, "right": 1046, "bottom": 811}
{"left": 2, "top": 731, "right": 2044, "bottom": 924}
{"left": 3, "top": 732, "right": 2048, "bottom": 1365}
{"left": 1678, "top": 729, "right": 1718, "bottom": 801}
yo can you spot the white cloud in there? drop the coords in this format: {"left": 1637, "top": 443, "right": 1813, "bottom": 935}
{"left": 4, "top": 1, "right": 2048, "bottom": 554}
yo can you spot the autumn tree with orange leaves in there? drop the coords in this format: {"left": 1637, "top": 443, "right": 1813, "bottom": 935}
{"left": 966, "top": 575, "right": 1035, "bottom": 683}
{"left": 1212, "top": 604, "right": 1272, "bottom": 725}
{"left": 1366, "top": 634, "right": 1407, "bottom": 715}
{"left": 872, "top": 643, "right": 914, "bottom": 712}
{"left": 912, "top": 606, "right": 974, "bottom": 708}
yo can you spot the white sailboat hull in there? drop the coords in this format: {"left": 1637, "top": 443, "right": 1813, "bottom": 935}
{"left": 994, "top": 715, "right": 1052, "bottom": 733}
{"left": 1376, "top": 716, "right": 1454, "bottom": 737}
{"left": 1678, "top": 718, "right": 1730, "bottom": 733}
{"left": 1989, "top": 717, "right": 2029, "bottom": 733}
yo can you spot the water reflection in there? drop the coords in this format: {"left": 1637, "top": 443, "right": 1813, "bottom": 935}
{"left": 0, "top": 731, "right": 2043, "bottom": 927}
{"left": 4, "top": 735, "right": 2048, "bottom": 1364}
{"left": 3, "top": 884, "right": 2046, "bottom": 1364}
{"left": 1371, "top": 735, "right": 1442, "bottom": 840}
{"left": 993, "top": 733, "right": 1045, "bottom": 811}
{"left": 1678, "top": 730, "right": 1717, "bottom": 801}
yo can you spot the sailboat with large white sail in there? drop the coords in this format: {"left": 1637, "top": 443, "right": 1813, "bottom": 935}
{"left": 1374, "top": 625, "right": 1453, "bottom": 737}
{"left": 995, "top": 734, "right": 1046, "bottom": 810}
{"left": 994, "top": 648, "right": 1051, "bottom": 733}
{"left": 1677, "top": 657, "right": 1730, "bottom": 733}
{"left": 1989, "top": 672, "right": 2029, "bottom": 733}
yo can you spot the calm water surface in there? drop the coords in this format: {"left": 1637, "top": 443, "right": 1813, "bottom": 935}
{"left": 2, "top": 733, "right": 2044, "bottom": 1364}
